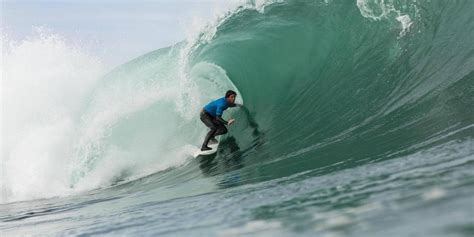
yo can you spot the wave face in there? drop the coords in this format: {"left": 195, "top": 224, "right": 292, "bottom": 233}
{"left": 1, "top": 0, "right": 473, "bottom": 236}
{"left": 189, "top": 0, "right": 474, "bottom": 181}
{"left": 67, "top": 43, "right": 244, "bottom": 190}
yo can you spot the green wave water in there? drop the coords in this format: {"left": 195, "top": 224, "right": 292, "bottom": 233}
{"left": 67, "top": 0, "right": 473, "bottom": 189}
{"left": 1, "top": 0, "right": 473, "bottom": 236}
{"left": 190, "top": 0, "right": 474, "bottom": 181}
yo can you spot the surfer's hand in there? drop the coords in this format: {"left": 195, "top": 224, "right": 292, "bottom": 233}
{"left": 230, "top": 103, "right": 243, "bottom": 108}
{"left": 228, "top": 119, "right": 235, "bottom": 125}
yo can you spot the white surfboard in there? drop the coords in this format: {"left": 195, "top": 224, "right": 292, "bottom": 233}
{"left": 194, "top": 140, "right": 220, "bottom": 157}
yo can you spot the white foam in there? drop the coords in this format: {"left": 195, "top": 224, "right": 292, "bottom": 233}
{"left": 356, "top": 0, "right": 394, "bottom": 21}
{"left": 314, "top": 212, "right": 355, "bottom": 231}
{"left": 219, "top": 220, "right": 281, "bottom": 236}
{"left": 356, "top": 0, "right": 414, "bottom": 37}
{"left": 1, "top": 28, "right": 105, "bottom": 203}
{"left": 396, "top": 14, "right": 414, "bottom": 37}
{"left": 422, "top": 187, "right": 446, "bottom": 201}
{"left": 311, "top": 203, "right": 382, "bottom": 232}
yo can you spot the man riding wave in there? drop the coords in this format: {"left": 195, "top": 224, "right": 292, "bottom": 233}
{"left": 200, "top": 90, "right": 241, "bottom": 151}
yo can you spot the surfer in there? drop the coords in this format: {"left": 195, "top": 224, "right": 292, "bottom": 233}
{"left": 200, "top": 90, "right": 240, "bottom": 151}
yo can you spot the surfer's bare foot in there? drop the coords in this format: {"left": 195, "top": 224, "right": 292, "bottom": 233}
{"left": 201, "top": 146, "right": 212, "bottom": 151}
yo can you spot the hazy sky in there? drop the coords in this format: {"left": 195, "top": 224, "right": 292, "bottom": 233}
{"left": 1, "top": 0, "right": 242, "bottom": 67}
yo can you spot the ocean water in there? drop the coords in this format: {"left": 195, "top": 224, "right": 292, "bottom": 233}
{"left": 1, "top": 0, "right": 473, "bottom": 236}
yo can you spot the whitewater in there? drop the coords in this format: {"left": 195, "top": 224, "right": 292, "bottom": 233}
{"left": 1, "top": 0, "right": 473, "bottom": 236}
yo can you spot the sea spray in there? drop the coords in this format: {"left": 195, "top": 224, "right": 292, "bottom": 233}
{"left": 1, "top": 29, "right": 105, "bottom": 203}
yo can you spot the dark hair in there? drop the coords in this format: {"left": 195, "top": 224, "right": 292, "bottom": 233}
{"left": 225, "top": 90, "right": 237, "bottom": 98}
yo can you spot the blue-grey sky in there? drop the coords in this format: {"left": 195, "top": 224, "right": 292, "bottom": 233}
{"left": 1, "top": 0, "right": 241, "bottom": 67}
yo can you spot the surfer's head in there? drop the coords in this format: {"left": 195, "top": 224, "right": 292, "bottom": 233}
{"left": 225, "top": 90, "right": 237, "bottom": 104}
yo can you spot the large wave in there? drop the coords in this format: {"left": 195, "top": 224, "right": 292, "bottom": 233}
{"left": 190, "top": 0, "right": 474, "bottom": 181}
{"left": 2, "top": 0, "right": 473, "bottom": 204}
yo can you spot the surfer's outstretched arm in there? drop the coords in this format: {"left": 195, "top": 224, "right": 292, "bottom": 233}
{"left": 230, "top": 103, "right": 243, "bottom": 108}
{"left": 216, "top": 116, "right": 229, "bottom": 125}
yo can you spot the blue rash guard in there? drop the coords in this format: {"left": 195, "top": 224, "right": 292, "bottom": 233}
{"left": 203, "top": 97, "right": 234, "bottom": 124}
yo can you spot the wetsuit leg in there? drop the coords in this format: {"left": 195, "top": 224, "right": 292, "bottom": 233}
{"left": 200, "top": 111, "right": 218, "bottom": 148}
{"left": 214, "top": 121, "right": 228, "bottom": 136}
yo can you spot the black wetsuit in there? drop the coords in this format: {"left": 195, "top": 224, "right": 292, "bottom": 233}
{"left": 200, "top": 97, "right": 235, "bottom": 149}
{"left": 200, "top": 110, "right": 228, "bottom": 148}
